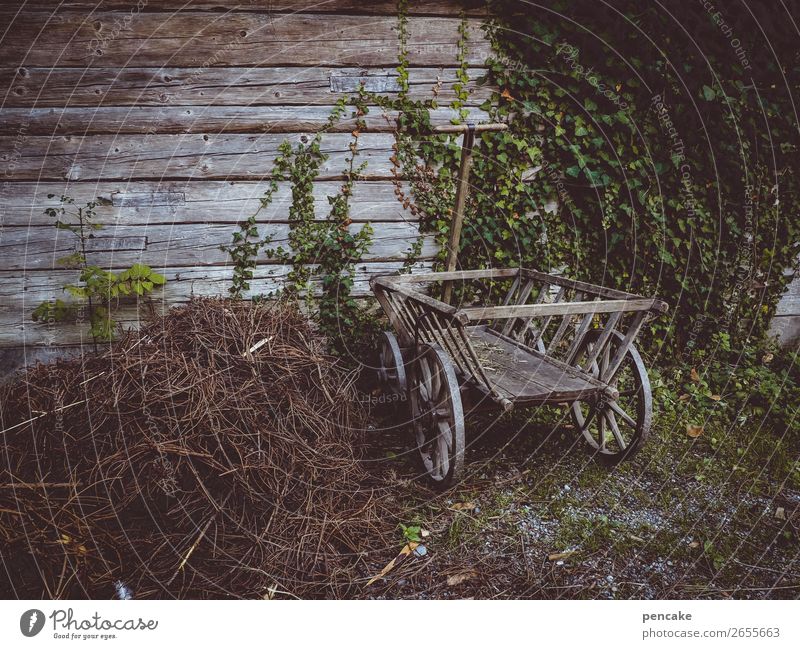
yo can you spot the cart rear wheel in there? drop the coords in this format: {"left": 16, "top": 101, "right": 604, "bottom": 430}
{"left": 409, "top": 343, "right": 465, "bottom": 487}
{"left": 376, "top": 331, "right": 407, "bottom": 396}
{"left": 570, "top": 330, "right": 652, "bottom": 464}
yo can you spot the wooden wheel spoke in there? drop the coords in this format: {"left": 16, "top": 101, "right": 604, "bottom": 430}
{"left": 438, "top": 420, "right": 453, "bottom": 451}
{"left": 608, "top": 400, "right": 636, "bottom": 428}
{"left": 582, "top": 402, "right": 600, "bottom": 430}
{"left": 430, "top": 366, "right": 444, "bottom": 403}
{"left": 419, "top": 359, "right": 434, "bottom": 402}
{"left": 604, "top": 410, "right": 627, "bottom": 450}
{"left": 437, "top": 430, "right": 450, "bottom": 477}
{"left": 601, "top": 342, "right": 611, "bottom": 377}
{"left": 433, "top": 396, "right": 451, "bottom": 418}
{"left": 597, "top": 407, "right": 607, "bottom": 450}
{"left": 590, "top": 360, "right": 600, "bottom": 377}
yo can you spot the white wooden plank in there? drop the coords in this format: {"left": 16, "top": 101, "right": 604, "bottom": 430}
{"left": 1, "top": 12, "right": 491, "bottom": 67}
{"left": 0, "top": 105, "right": 489, "bottom": 135}
{"left": 0, "top": 222, "right": 438, "bottom": 269}
{"left": 0, "top": 133, "right": 400, "bottom": 181}
{"left": 7, "top": 1, "right": 488, "bottom": 15}
{"left": 1, "top": 66, "right": 492, "bottom": 107}
{"left": 0, "top": 180, "right": 420, "bottom": 225}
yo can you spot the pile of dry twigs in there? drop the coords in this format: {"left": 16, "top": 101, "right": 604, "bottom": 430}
{"left": 0, "top": 298, "right": 390, "bottom": 598}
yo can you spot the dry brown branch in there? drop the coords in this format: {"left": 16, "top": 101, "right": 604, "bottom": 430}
{"left": 0, "top": 297, "right": 392, "bottom": 599}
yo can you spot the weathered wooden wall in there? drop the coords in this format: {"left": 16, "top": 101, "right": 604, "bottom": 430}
{"left": 3, "top": 0, "right": 794, "bottom": 376}
{"left": 0, "top": 0, "right": 491, "bottom": 371}
{"left": 769, "top": 272, "right": 800, "bottom": 349}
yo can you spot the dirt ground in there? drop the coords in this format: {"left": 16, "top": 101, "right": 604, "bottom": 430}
{"left": 361, "top": 400, "right": 800, "bottom": 600}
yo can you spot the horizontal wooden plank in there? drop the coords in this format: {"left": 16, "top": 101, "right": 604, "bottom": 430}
{"left": 7, "top": 1, "right": 488, "bottom": 16}
{"left": 0, "top": 133, "right": 403, "bottom": 181}
{"left": 0, "top": 261, "right": 427, "bottom": 346}
{"left": 460, "top": 299, "right": 660, "bottom": 321}
{"left": 0, "top": 105, "right": 489, "bottom": 135}
{"left": 0, "top": 222, "right": 437, "bottom": 269}
{"left": 0, "top": 180, "right": 419, "bottom": 225}
{"left": 1, "top": 66, "right": 491, "bottom": 108}
{"left": 0, "top": 12, "right": 491, "bottom": 67}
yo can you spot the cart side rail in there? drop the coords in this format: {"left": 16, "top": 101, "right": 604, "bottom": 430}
{"left": 372, "top": 269, "right": 668, "bottom": 400}
{"left": 371, "top": 276, "right": 509, "bottom": 407}
{"left": 464, "top": 271, "right": 666, "bottom": 387}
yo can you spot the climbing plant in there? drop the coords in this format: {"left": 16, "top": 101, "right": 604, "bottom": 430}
{"left": 314, "top": 88, "right": 374, "bottom": 344}
{"left": 221, "top": 93, "right": 376, "bottom": 353}
{"left": 32, "top": 195, "right": 166, "bottom": 346}
{"left": 471, "top": 0, "right": 799, "bottom": 358}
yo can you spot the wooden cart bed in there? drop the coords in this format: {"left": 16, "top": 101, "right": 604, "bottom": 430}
{"left": 467, "top": 325, "right": 603, "bottom": 403}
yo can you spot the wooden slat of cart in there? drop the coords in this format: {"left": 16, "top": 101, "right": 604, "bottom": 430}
{"left": 460, "top": 297, "right": 661, "bottom": 320}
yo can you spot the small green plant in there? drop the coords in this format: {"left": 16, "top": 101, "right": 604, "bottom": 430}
{"left": 32, "top": 195, "right": 165, "bottom": 346}
{"left": 399, "top": 522, "right": 422, "bottom": 544}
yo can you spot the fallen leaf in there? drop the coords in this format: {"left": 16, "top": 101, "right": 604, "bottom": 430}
{"left": 420, "top": 528, "right": 431, "bottom": 538}
{"left": 500, "top": 88, "right": 515, "bottom": 101}
{"left": 446, "top": 571, "right": 477, "bottom": 586}
{"left": 628, "top": 534, "right": 646, "bottom": 543}
{"left": 710, "top": 394, "right": 721, "bottom": 401}
{"left": 366, "top": 542, "right": 418, "bottom": 586}
{"left": 450, "top": 502, "right": 477, "bottom": 511}
{"left": 688, "top": 541, "right": 700, "bottom": 549}
{"left": 775, "top": 507, "right": 786, "bottom": 521}
{"left": 686, "top": 424, "right": 704, "bottom": 438}
{"left": 548, "top": 550, "right": 575, "bottom": 561}
{"left": 678, "top": 393, "right": 691, "bottom": 402}
{"left": 690, "top": 368, "right": 701, "bottom": 383}
{"left": 763, "top": 353, "right": 774, "bottom": 363}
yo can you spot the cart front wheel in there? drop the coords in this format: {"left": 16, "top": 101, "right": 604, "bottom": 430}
{"left": 377, "top": 331, "right": 407, "bottom": 396}
{"left": 570, "top": 330, "right": 652, "bottom": 464}
{"left": 409, "top": 343, "right": 465, "bottom": 487}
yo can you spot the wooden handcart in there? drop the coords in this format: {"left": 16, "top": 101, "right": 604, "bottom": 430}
{"left": 371, "top": 123, "right": 668, "bottom": 487}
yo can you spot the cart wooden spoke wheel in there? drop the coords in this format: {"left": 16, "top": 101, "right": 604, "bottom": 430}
{"left": 570, "top": 330, "right": 652, "bottom": 464}
{"left": 409, "top": 343, "right": 465, "bottom": 486}
{"left": 376, "top": 331, "right": 407, "bottom": 396}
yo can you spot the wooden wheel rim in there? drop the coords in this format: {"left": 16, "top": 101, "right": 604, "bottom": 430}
{"left": 377, "top": 331, "right": 407, "bottom": 395}
{"left": 571, "top": 330, "right": 652, "bottom": 461}
{"left": 409, "top": 343, "right": 465, "bottom": 484}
